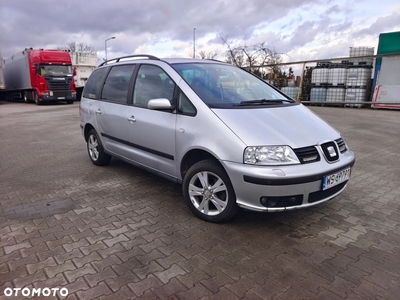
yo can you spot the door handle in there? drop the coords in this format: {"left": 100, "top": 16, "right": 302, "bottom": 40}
{"left": 127, "top": 116, "right": 136, "bottom": 122}
{"left": 96, "top": 109, "right": 102, "bottom": 115}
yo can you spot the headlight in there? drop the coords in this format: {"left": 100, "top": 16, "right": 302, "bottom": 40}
{"left": 244, "top": 146, "right": 300, "bottom": 165}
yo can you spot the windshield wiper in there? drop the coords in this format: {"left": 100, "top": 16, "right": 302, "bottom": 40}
{"left": 235, "top": 99, "right": 294, "bottom": 106}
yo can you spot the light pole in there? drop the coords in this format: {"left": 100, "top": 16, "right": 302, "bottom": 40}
{"left": 105, "top": 36, "right": 116, "bottom": 62}
{"left": 193, "top": 28, "right": 196, "bottom": 59}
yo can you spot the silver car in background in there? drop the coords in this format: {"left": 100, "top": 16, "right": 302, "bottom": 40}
{"left": 80, "top": 55, "right": 355, "bottom": 223}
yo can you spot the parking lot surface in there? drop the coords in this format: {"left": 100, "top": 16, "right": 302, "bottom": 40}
{"left": 0, "top": 101, "right": 399, "bottom": 300}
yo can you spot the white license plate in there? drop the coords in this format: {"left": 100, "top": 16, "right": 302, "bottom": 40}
{"left": 58, "top": 97, "right": 65, "bottom": 99}
{"left": 322, "top": 167, "right": 351, "bottom": 190}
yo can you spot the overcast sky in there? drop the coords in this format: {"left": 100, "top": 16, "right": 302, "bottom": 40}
{"left": 1, "top": 0, "right": 400, "bottom": 68}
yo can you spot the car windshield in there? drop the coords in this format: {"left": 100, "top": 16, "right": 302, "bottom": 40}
{"left": 40, "top": 65, "right": 73, "bottom": 77}
{"left": 172, "top": 62, "right": 293, "bottom": 108}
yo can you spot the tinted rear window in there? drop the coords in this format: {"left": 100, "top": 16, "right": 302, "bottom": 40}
{"left": 83, "top": 67, "right": 109, "bottom": 99}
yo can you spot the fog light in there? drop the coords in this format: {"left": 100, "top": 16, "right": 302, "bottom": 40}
{"left": 260, "top": 197, "right": 278, "bottom": 207}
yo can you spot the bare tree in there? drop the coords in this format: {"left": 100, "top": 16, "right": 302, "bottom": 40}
{"left": 199, "top": 50, "right": 219, "bottom": 60}
{"left": 220, "top": 35, "right": 283, "bottom": 78}
{"left": 59, "top": 42, "right": 96, "bottom": 53}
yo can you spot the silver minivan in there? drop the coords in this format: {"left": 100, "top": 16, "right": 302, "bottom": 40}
{"left": 80, "top": 55, "right": 355, "bottom": 223}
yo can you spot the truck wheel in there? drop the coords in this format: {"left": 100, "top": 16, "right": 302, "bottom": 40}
{"left": 87, "top": 129, "right": 111, "bottom": 166}
{"left": 182, "top": 159, "right": 239, "bottom": 223}
{"left": 24, "top": 91, "right": 31, "bottom": 103}
{"left": 66, "top": 100, "right": 74, "bottom": 104}
{"left": 34, "top": 92, "right": 41, "bottom": 105}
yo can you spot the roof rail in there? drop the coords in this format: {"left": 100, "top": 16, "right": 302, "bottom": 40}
{"left": 99, "top": 54, "right": 160, "bottom": 67}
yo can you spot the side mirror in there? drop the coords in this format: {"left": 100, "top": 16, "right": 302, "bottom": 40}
{"left": 148, "top": 98, "right": 172, "bottom": 110}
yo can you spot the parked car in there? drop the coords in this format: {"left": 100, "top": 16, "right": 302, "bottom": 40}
{"left": 80, "top": 55, "right": 355, "bottom": 223}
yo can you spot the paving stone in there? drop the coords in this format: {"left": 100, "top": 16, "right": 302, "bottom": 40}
{"left": 84, "top": 266, "right": 118, "bottom": 287}
{"left": 175, "top": 282, "right": 213, "bottom": 300}
{"left": 63, "top": 238, "right": 90, "bottom": 252}
{"left": 1, "top": 104, "right": 400, "bottom": 300}
{"left": 8, "top": 254, "right": 38, "bottom": 272}
{"left": 80, "top": 241, "right": 108, "bottom": 256}
{"left": 45, "top": 260, "right": 76, "bottom": 279}
{"left": 128, "top": 274, "right": 163, "bottom": 296}
{"left": 73, "top": 251, "right": 102, "bottom": 268}
{"left": 200, "top": 271, "right": 235, "bottom": 293}
{"left": 92, "top": 254, "right": 123, "bottom": 272}
{"left": 13, "top": 269, "right": 47, "bottom": 288}
{"left": 64, "top": 264, "right": 97, "bottom": 283}
{"left": 99, "top": 285, "right": 134, "bottom": 300}
{"left": 106, "top": 271, "right": 140, "bottom": 292}
{"left": 4, "top": 241, "right": 31, "bottom": 255}
{"left": 37, "top": 245, "right": 66, "bottom": 262}
{"left": 152, "top": 278, "right": 187, "bottom": 299}
{"left": 76, "top": 281, "right": 112, "bottom": 300}
{"left": 154, "top": 264, "right": 186, "bottom": 284}
{"left": 26, "top": 257, "right": 57, "bottom": 275}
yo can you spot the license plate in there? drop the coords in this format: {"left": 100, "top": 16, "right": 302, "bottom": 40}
{"left": 322, "top": 167, "right": 351, "bottom": 190}
{"left": 58, "top": 97, "right": 65, "bottom": 99}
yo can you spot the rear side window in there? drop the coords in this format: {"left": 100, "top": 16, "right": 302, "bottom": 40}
{"left": 83, "top": 68, "right": 109, "bottom": 99}
{"left": 101, "top": 65, "right": 135, "bottom": 104}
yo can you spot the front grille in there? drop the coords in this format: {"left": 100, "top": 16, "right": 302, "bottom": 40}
{"left": 320, "top": 141, "right": 339, "bottom": 162}
{"left": 260, "top": 195, "right": 303, "bottom": 208}
{"left": 308, "top": 181, "right": 347, "bottom": 203}
{"left": 46, "top": 78, "right": 72, "bottom": 97}
{"left": 335, "top": 138, "right": 347, "bottom": 153}
{"left": 293, "top": 146, "right": 320, "bottom": 164}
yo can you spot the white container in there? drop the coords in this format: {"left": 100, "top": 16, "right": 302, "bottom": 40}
{"left": 328, "top": 67, "right": 347, "bottom": 86}
{"left": 345, "top": 88, "right": 367, "bottom": 108}
{"left": 281, "top": 87, "right": 299, "bottom": 99}
{"left": 326, "top": 87, "right": 345, "bottom": 102}
{"left": 311, "top": 68, "right": 329, "bottom": 85}
{"left": 310, "top": 88, "right": 327, "bottom": 102}
{"left": 349, "top": 47, "right": 374, "bottom": 66}
{"left": 346, "top": 68, "right": 372, "bottom": 87}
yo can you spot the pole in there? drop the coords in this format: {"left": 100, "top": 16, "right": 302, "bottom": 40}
{"left": 105, "top": 37, "right": 116, "bottom": 62}
{"left": 193, "top": 28, "right": 196, "bottom": 58}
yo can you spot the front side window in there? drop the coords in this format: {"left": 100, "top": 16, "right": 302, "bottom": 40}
{"left": 101, "top": 65, "right": 135, "bottom": 104}
{"left": 178, "top": 91, "right": 196, "bottom": 116}
{"left": 83, "top": 67, "right": 109, "bottom": 99}
{"left": 133, "top": 65, "right": 176, "bottom": 108}
{"left": 172, "top": 63, "right": 293, "bottom": 108}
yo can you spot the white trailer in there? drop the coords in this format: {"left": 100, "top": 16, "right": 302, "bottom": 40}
{"left": 372, "top": 55, "right": 400, "bottom": 109}
{"left": 69, "top": 52, "right": 97, "bottom": 100}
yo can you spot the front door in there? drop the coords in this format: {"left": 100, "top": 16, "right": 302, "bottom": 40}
{"left": 125, "top": 64, "right": 177, "bottom": 178}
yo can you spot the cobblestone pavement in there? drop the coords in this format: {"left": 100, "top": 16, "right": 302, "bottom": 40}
{"left": 0, "top": 101, "right": 399, "bottom": 300}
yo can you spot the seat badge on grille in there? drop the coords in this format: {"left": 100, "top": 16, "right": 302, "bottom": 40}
{"left": 327, "top": 146, "right": 337, "bottom": 158}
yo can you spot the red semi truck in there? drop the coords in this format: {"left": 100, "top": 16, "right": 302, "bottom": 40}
{"left": 2, "top": 48, "right": 76, "bottom": 104}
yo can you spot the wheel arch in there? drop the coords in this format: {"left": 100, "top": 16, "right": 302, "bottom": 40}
{"left": 84, "top": 124, "right": 96, "bottom": 142}
{"left": 180, "top": 149, "right": 225, "bottom": 180}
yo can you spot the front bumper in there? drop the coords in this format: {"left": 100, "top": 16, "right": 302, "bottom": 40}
{"left": 222, "top": 150, "right": 355, "bottom": 212}
{"left": 40, "top": 94, "right": 76, "bottom": 102}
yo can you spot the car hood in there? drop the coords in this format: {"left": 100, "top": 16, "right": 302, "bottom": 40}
{"left": 211, "top": 104, "right": 340, "bottom": 148}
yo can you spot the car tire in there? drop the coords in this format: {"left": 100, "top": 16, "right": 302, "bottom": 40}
{"left": 183, "top": 159, "right": 239, "bottom": 223}
{"left": 87, "top": 129, "right": 111, "bottom": 166}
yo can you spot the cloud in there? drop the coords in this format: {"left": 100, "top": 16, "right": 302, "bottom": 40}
{"left": 0, "top": 0, "right": 399, "bottom": 66}
{"left": 356, "top": 12, "right": 400, "bottom": 37}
